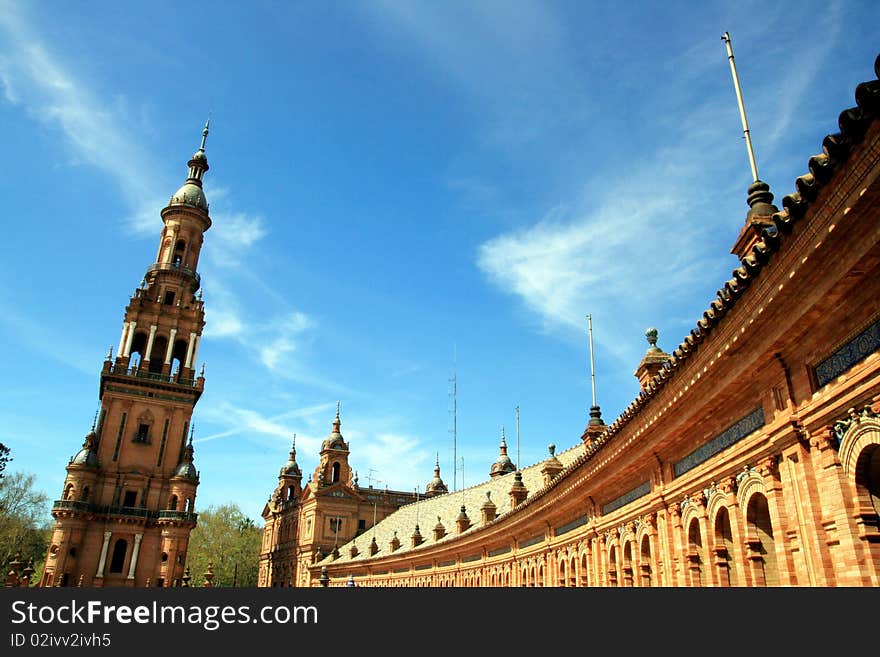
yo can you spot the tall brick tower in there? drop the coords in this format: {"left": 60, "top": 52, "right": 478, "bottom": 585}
{"left": 40, "top": 123, "right": 213, "bottom": 588}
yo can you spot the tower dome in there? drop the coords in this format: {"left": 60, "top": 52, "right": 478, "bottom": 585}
{"left": 489, "top": 427, "right": 516, "bottom": 478}
{"left": 280, "top": 435, "right": 302, "bottom": 478}
{"left": 70, "top": 430, "right": 99, "bottom": 468}
{"left": 321, "top": 402, "right": 347, "bottom": 451}
{"left": 425, "top": 454, "right": 448, "bottom": 497}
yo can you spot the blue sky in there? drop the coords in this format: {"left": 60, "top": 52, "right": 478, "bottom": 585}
{"left": 1, "top": 0, "right": 877, "bottom": 523}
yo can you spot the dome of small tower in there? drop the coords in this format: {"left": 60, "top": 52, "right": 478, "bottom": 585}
{"left": 425, "top": 454, "right": 448, "bottom": 496}
{"left": 321, "top": 403, "right": 347, "bottom": 451}
{"left": 489, "top": 427, "right": 516, "bottom": 477}
{"left": 169, "top": 182, "right": 208, "bottom": 212}
{"left": 172, "top": 433, "right": 198, "bottom": 480}
{"left": 280, "top": 436, "right": 302, "bottom": 477}
{"left": 70, "top": 430, "right": 99, "bottom": 468}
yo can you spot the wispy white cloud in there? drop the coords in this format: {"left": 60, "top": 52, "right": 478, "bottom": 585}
{"left": 196, "top": 400, "right": 335, "bottom": 448}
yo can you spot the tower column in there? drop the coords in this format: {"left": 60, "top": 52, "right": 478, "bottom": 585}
{"left": 191, "top": 335, "right": 201, "bottom": 371}
{"left": 145, "top": 325, "right": 158, "bottom": 363}
{"left": 123, "top": 321, "right": 137, "bottom": 357}
{"left": 184, "top": 332, "right": 197, "bottom": 369}
{"left": 128, "top": 533, "right": 144, "bottom": 580}
{"left": 96, "top": 530, "right": 112, "bottom": 578}
{"left": 165, "top": 329, "right": 178, "bottom": 363}
{"left": 117, "top": 324, "right": 130, "bottom": 360}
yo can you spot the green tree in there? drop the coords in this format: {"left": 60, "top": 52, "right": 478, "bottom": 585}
{"left": 0, "top": 471, "right": 52, "bottom": 586}
{"left": 185, "top": 503, "right": 262, "bottom": 587}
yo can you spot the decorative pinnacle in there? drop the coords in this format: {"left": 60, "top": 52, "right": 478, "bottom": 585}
{"left": 199, "top": 116, "right": 210, "bottom": 152}
{"left": 106, "top": 346, "right": 113, "bottom": 361}
{"left": 500, "top": 426, "right": 507, "bottom": 446}
{"left": 548, "top": 443, "right": 556, "bottom": 456}
{"left": 189, "top": 423, "right": 195, "bottom": 445}
{"left": 646, "top": 327, "right": 660, "bottom": 351}
{"left": 336, "top": 400, "right": 341, "bottom": 418}
{"left": 291, "top": 433, "right": 297, "bottom": 455}
{"left": 199, "top": 362, "right": 205, "bottom": 377}
{"left": 91, "top": 409, "right": 99, "bottom": 431}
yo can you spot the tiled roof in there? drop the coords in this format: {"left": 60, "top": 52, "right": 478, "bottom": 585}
{"left": 321, "top": 444, "right": 583, "bottom": 565}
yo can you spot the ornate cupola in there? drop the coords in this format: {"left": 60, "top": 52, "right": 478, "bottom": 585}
{"left": 314, "top": 402, "right": 352, "bottom": 487}
{"left": 509, "top": 470, "right": 528, "bottom": 508}
{"left": 480, "top": 491, "right": 497, "bottom": 523}
{"left": 634, "top": 328, "right": 671, "bottom": 391}
{"left": 489, "top": 427, "right": 516, "bottom": 478}
{"left": 280, "top": 434, "right": 303, "bottom": 480}
{"left": 425, "top": 453, "right": 448, "bottom": 497}
{"left": 540, "top": 443, "right": 564, "bottom": 486}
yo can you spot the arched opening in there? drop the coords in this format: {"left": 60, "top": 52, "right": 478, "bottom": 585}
{"left": 530, "top": 566, "right": 536, "bottom": 587}
{"left": 63, "top": 484, "right": 74, "bottom": 500}
{"left": 168, "top": 495, "right": 178, "bottom": 511}
{"left": 287, "top": 486, "right": 294, "bottom": 501}
{"left": 80, "top": 486, "right": 90, "bottom": 501}
{"left": 622, "top": 541, "right": 634, "bottom": 586}
{"left": 148, "top": 336, "right": 168, "bottom": 373}
{"left": 580, "top": 553, "right": 589, "bottom": 586}
{"left": 521, "top": 566, "right": 528, "bottom": 587}
{"left": 714, "top": 507, "right": 736, "bottom": 586}
{"left": 569, "top": 555, "right": 577, "bottom": 587}
{"left": 640, "top": 535, "right": 652, "bottom": 587}
{"left": 171, "top": 339, "right": 188, "bottom": 376}
{"left": 109, "top": 538, "right": 128, "bottom": 574}
{"left": 331, "top": 462, "right": 341, "bottom": 484}
{"left": 173, "top": 239, "right": 186, "bottom": 267}
{"left": 856, "top": 444, "right": 880, "bottom": 520}
{"left": 184, "top": 498, "right": 192, "bottom": 513}
{"left": 129, "top": 332, "right": 148, "bottom": 367}
{"left": 608, "top": 545, "right": 618, "bottom": 586}
{"left": 538, "top": 564, "right": 544, "bottom": 587}
{"left": 687, "top": 518, "right": 704, "bottom": 587}
{"left": 746, "top": 493, "right": 778, "bottom": 586}
{"left": 558, "top": 559, "right": 567, "bottom": 587}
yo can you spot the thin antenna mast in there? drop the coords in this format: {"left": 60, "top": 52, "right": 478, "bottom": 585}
{"left": 587, "top": 314, "right": 597, "bottom": 408}
{"left": 449, "top": 345, "right": 458, "bottom": 492}
{"left": 722, "top": 31, "right": 759, "bottom": 182}
{"left": 515, "top": 405, "right": 521, "bottom": 471}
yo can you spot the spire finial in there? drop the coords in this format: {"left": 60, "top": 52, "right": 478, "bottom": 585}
{"left": 199, "top": 362, "right": 205, "bottom": 377}
{"left": 189, "top": 423, "right": 195, "bottom": 446}
{"left": 106, "top": 346, "right": 113, "bottom": 361}
{"left": 291, "top": 433, "right": 297, "bottom": 453}
{"left": 500, "top": 425, "right": 506, "bottom": 446}
{"left": 336, "top": 400, "right": 341, "bottom": 418}
{"left": 199, "top": 115, "right": 210, "bottom": 152}
{"left": 91, "top": 408, "right": 99, "bottom": 432}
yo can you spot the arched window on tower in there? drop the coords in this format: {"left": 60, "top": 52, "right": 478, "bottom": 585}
{"left": 168, "top": 495, "right": 178, "bottom": 511}
{"left": 109, "top": 539, "right": 128, "bottom": 574}
{"left": 331, "top": 462, "right": 341, "bottom": 484}
{"left": 63, "top": 484, "right": 74, "bottom": 501}
{"left": 129, "top": 332, "right": 147, "bottom": 367}
{"left": 173, "top": 239, "right": 186, "bottom": 267}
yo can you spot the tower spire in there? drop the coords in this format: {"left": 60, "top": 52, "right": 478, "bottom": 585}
{"left": 199, "top": 116, "right": 210, "bottom": 153}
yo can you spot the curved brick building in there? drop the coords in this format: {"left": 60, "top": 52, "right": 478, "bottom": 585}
{"left": 261, "top": 51, "right": 880, "bottom": 587}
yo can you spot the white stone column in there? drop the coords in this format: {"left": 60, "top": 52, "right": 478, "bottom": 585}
{"left": 184, "top": 332, "right": 197, "bottom": 369}
{"left": 190, "top": 335, "right": 201, "bottom": 370}
{"left": 117, "top": 324, "right": 129, "bottom": 359}
{"left": 164, "top": 328, "right": 178, "bottom": 365}
{"left": 123, "top": 321, "right": 137, "bottom": 357}
{"left": 145, "top": 325, "right": 158, "bottom": 362}
{"left": 127, "top": 533, "right": 143, "bottom": 580}
{"left": 96, "top": 531, "right": 112, "bottom": 578}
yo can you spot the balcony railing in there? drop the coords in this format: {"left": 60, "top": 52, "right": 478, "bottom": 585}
{"left": 52, "top": 500, "right": 198, "bottom": 523}
{"left": 145, "top": 261, "right": 201, "bottom": 290}
{"left": 106, "top": 363, "right": 196, "bottom": 388}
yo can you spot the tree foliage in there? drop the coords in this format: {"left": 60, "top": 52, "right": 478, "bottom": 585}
{"left": 0, "top": 442, "right": 10, "bottom": 478}
{"left": 0, "top": 470, "right": 52, "bottom": 585}
{"left": 185, "top": 503, "right": 261, "bottom": 588}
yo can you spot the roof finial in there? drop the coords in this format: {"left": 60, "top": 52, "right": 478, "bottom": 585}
{"left": 500, "top": 425, "right": 506, "bottom": 446}
{"left": 189, "top": 423, "right": 195, "bottom": 446}
{"left": 291, "top": 433, "right": 297, "bottom": 453}
{"left": 336, "top": 400, "right": 341, "bottom": 418}
{"left": 91, "top": 408, "right": 99, "bottom": 432}
{"left": 199, "top": 115, "right": 210, "bottom": 152}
